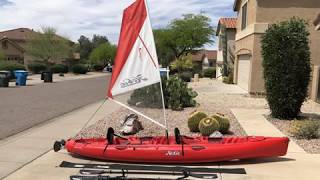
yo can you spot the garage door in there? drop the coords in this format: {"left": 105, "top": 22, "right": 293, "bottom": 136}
{"left": 237, "top": 55, "right": 251, "bottom": 91}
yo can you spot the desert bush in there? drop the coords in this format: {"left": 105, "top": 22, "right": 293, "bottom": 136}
{"left": 170, "top": 55, "right": 193, "bottom": 73}
{"left": 192, "top": 62, "right": 203, "bottom": 76}
{"left": 261, "top": 18, "right": 311, "bottom": 119}
{"left": 199, "top": 117, "right": 220, "bottom": 136}
{"left": 179, "top": 71, "right": 193, "bottom": 82}
{"left": 0, "top": 62, "right": 26, "bottom": 71}
{"left": 71, "top": 64, "right": 88, "bottom": 74}
{"left": 0, "top": 62, "right": 26, "bottom": 79}
{"left": 92, "top": 64, "right": 104, "bottom": 71}
{"left": 28, "top": 63, "right": 47, "bottom": 74}
{"left": 188, "top": 111, "right": 207, "bottom": 132}
{"left": 164, "top": 76, "right": 198, "bottom": 110}
{"left": 212, "top": 114, "right": 230, "bottom": 134}
{"left": 223, "top": 68, "right": 234, "bottom": 84}
{"left": 50, "top": 64, "right": 68, "bottom": 73}
{"left": 203, "top": 68, "right": 216, "bottom": 78}
{"left": 290, "top": 120, "right": 320, "bottom": 139}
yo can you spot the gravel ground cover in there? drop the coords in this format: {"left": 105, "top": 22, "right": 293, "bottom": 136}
{"left": 268, "top": 115, "right": 320, "bottom": 154}
{"left": 76, "top": 80, "right": 257, "bottom": 138}
{"left": 76, "top": 105, "right": 247, "bottom": 139}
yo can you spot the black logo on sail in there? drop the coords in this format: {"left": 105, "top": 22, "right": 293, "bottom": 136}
{"left": 120, "top": 74, "right": 148, "bottom": 88}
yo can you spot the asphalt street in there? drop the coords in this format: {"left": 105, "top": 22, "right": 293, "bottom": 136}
{"left": 0, "top": 75, "right": 110, "bottom": 139}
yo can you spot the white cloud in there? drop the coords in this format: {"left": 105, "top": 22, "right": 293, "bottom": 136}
{"left": 0, "top": 0, "right": 235, "bottom": 49}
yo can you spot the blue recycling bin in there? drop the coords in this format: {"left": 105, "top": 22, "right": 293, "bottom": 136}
{"left": 14, "top": 70, "right": 28, "bottom": 86}
{"left": 159, "top": 68, "right": 169, "bottom": 79}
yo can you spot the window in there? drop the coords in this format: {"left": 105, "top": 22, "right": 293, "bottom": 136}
{"left": 2, "top": 41, "right": 8, "bottom": 49}
{"left": 241, "top": 3, "right": 248, "bottom": 30}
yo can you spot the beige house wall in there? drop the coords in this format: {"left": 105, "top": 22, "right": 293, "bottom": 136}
{"left": 235, "top": 0, "right": 320, "bottom": 97}
{"left": 1, "top": 40, "right": 24, "bottom": 64}
{"left": 235, "top": 0, "right": 258, "bottom": 31}
{"left": 234, "top": 34, "right": 254, "bottom": 90}
{"left": 1, "top": 42, "right": 23, "bottom": 57}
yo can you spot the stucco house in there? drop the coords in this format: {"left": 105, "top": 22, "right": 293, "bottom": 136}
{"left": 216, "top": 17, "right": 237, "bottom": 79}
{"left": 191, "top": 49, "right": 217, "bottom": 70}
{"left": 0, "top": 28, "right": 79, "bottom": 67}
{"left": 233, "top": 0, "right": 320, "bottom": 101}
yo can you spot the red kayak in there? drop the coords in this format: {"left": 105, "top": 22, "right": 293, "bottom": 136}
{"left": 64, "top": 134, "right": 289, "bottom": 164}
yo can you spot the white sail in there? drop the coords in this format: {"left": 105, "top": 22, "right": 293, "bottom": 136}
{"left": 107, "top": 0, "right": 167, "bottom": 130}
{"left": 108, "top": 0, "right": 161, "bottom": 97}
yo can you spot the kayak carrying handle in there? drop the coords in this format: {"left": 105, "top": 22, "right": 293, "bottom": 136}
{"left": 115, "top": 146, "right": 127, "bottom": 150}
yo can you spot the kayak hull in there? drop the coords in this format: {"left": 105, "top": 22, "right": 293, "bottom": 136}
{"left": 65, "top": 136, "right": 289, "bottom": 164}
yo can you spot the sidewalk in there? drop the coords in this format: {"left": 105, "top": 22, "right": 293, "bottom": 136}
{"left": 9, "top": 72, "right": 108, "bottom": 87}
{"left": 0, "top": 100, "right": 121, "bottom": 179}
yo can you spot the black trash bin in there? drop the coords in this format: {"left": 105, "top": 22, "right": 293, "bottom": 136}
{"left": 41, "top": 71, "right": 53, "bottom": 83}
{"left": 0, "top": 71, "right": 10, "bottom": 87}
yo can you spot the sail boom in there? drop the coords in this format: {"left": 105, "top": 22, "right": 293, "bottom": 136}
{"left": 109, "top": 98, "right": 166, "bottom": 129}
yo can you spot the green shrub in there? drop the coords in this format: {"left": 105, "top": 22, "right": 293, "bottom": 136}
{"left": 27, "top": 63, "right": 47, "bottom": 74}
{"left": 188, "top": 111, "right": 207, "bottom": 132}
{"left": 199, "top": 117, "right": 220, "bottom": 136}
{"left": 223, "top": 68, "right": 234, "bottom": 84}
{"left": 261, "top": 18, "right": 311, "bottom": 119}
{"left": 71, "top": 64, "right": 88, "bottom": 74}
{"left": 192, "top": 62, "right": 203, "bottom": 76}
{"left": 163, "top": 76, "right": 198, "bottom": 110}
{"left": 290, "top": 120, "right": 320, "bottom": 139}
{"left": 127, "top": 76, "right": 198, "bottom": 111}
{"left": 179, "top": 71, "right": 193, "bottom": 82}
{"left": 92, "top": 64, "right": 104, "bottom": 71}
{"left": 170, "top": 55, "right": 193, "bottom": 73}
{"left": 203, "top": 68, "right": 216, "bottom": 78}
{"left": 50, "top": 64, "right": 68, "bottom": 74}
{"left": 0, "top": 62, "right": 26, "bottom": 71}
{"left": 212, "top": 114, "right": 230, "bottom": 134}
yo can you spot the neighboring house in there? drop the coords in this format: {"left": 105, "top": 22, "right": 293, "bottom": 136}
{"left": 233, "top": 0, "right": 320, "bottom": 101}
{"left": 216, "top": 17, "right": 237, "bottom": 79}
{"left": 191, "top": 49, "right": 217, "bottom": 70}
{"left": 0, "top": 28, "right": 79, "bottom": 67}
{"left": 0, "top": 37, "right": 25, "bottom": 64}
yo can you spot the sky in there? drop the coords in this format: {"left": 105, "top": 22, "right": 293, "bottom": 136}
{"left": 0, "top": 0, "right": 236, "bottom": 49}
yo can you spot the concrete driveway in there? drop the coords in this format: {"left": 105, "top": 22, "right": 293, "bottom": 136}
{"left": 189, "top": 78, "right": 247, "bottom": 94}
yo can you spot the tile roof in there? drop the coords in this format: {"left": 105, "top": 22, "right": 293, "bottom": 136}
{"left": 0, "top": 28, "right": 37, "bottom": 41}
{"left": 216, "top": 17, "right": 237, "bottom": 35}
{"left": 192, "top": 50, "right": 217, "bottom": 62}
{"left": 0, "top": 28, "right": 73, "bottom": 44}
{"left": 218, "top": 18, "right": 237, "bottom": 29}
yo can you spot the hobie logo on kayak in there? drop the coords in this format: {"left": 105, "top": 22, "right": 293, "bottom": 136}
{"left": 165, "top": 151, "right": 181, "bottom": 156}
{"left": 120, "top": 74, "right": 148, "bottom": 88}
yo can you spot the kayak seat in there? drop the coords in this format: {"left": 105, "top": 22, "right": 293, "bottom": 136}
{"left": 221, "top": 137, "right": 249, "bottom": 144}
